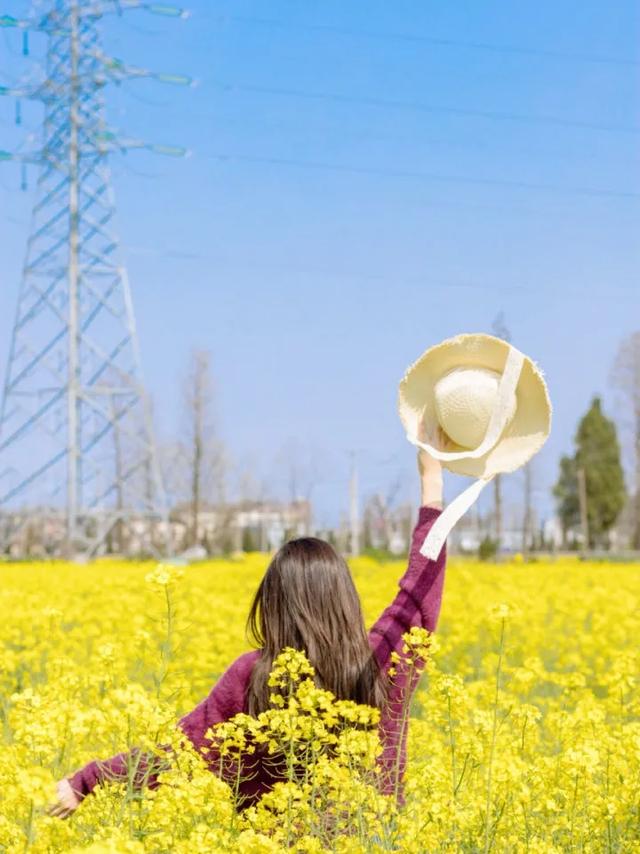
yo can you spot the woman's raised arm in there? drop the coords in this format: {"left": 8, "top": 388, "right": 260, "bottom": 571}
{"left": 368, "top": 427, "right": 447, "bottom": 671}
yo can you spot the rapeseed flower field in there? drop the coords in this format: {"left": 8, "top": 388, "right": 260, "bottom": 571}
{"left": 1, "top": 553, "right": 639, "bottom": 852}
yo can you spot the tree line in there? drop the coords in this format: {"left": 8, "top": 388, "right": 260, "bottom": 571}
{"left": 553, "top": 331, "right": 639, "bottom": 551}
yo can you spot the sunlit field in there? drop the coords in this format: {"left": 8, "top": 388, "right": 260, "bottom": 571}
{"left": 1, "top": 553, "right": 639, "bottom": 853}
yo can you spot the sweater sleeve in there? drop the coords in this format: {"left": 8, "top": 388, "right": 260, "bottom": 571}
{"left": 177, "top": 650, "right": 259, "bottom": 753}
{"left": 66, "top": 651, "right": 258, "bottom": 802}
{"left": 65, "top": 744, "right": 172, "bottom": 802}
{"left": 368, "top": 505, "right": 447, "bottom": 671}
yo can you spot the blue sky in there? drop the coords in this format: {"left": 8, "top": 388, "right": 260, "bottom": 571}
{"left": 1, "top": 0, "right": 639, "bottom": 530}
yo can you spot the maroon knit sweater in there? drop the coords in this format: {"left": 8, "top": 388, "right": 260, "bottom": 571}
{"left": 67, "top": 506, "right": 446, "bottom": 808}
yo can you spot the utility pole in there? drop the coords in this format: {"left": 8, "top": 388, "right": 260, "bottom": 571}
{"left": 577, "top": 467, "right": 590, "bottom": 556}
{"left": 522, "top": 462, "right": 532, "bottom": 553}
{"left": 494, "top": 477, "right": 502, "bottom": 550}
{"left": 349, "top": 452, "right": 360, "bottom": 557}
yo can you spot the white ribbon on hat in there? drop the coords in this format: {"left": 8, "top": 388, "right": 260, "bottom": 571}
{"left": 406, "top": 345, "right": 525, "bottom": 560}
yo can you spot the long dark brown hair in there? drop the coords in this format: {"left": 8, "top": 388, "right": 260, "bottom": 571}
{"left": 246, "top": 537, "right": 386, "bottom": 716}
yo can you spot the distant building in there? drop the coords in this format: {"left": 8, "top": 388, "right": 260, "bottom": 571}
{"left": 0, "top": 498, "right": 313, "bottom": 558}
{"left": 170, "top": 499, "right": 312, "bottom": 555}
{"left": 447, "top": 505, "right": 544, "bottom": 554}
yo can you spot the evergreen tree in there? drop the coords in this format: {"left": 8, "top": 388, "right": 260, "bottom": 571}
{"left": 554, "top": 397, "right": 626, "bottom": 548}
{"left": 576, "top": 397, "right": 626, "bottom": 546}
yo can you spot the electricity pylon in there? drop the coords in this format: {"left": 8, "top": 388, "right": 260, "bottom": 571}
{"left": 0, "top": 2, "right": 191, "bottom": 557}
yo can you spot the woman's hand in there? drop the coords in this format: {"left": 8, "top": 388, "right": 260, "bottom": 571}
{"left": 46, "top": 778, "right": 80, "bottom": 820}
{"left": 417, "top": 421, "right": 446, "bottom": 510}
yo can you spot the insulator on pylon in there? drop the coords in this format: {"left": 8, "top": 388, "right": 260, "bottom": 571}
{"left": 20, "top": 162, "right": 27, "bottom": 191}
{"left": 22, "top": 31, "right": 28, "bottom": 56}
{"left": 15, "top": 101, "right": 22, "bottom": 126}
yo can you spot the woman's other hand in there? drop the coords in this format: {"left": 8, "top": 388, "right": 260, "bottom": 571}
{"left": 46, "top": 778, "right": 80, "bottom": 819}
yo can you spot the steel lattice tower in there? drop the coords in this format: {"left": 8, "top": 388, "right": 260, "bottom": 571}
{"left": 0, "top": 1, "right": 189, "bottom": 556}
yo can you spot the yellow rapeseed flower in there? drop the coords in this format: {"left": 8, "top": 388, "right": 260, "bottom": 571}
{"left": 0, "top": 553, "right": 638, "bottom": 851}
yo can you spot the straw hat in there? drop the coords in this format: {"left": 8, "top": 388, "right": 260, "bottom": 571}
{"left": 398, "top": 333, "right": 552, "bottom": 558}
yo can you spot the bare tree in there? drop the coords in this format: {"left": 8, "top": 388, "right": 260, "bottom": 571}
{"left": 170, "top": 350, "right": 229, "bottom": 550}
{"left": 233, "top": 463, "right": 274, "bottom": 552}
{"left": 236, "top": 463, "right": 266, "bottom": 505}
{"left": 188, "top": 351, "right": 208, "bottom": 546}
{"left": 610, "top": 331, "right": 640, "bottom": 548}
{"left": 273, "top": 438, "right": 324, "bottom": 535}
{"left": 276, "top": 439, "right": 321, "bottom": 501}
{"left": 362, "top": 474, "right": 403, "bottom": 551}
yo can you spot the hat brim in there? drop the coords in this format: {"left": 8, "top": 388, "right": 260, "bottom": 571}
{"left": 398, "top": 333, "right": 552, "bottom": 478}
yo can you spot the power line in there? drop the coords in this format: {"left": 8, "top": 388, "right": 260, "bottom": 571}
{"left": 113, "top": 244, "right": 640, "bottom": 297}
{"left": 212, "top": 14, "right": 640, "bottom": 68}
{"left": 206, "top": 151, "right": 640, "bottom": 201}
{"left": 214, "top": 82, "right": 640, "bottom": 136}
